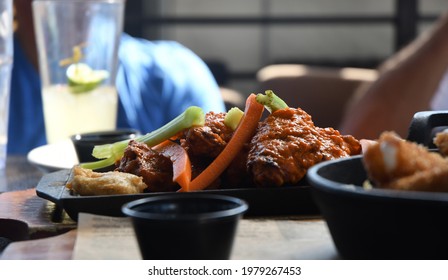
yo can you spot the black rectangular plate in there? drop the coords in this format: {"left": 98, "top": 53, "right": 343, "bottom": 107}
{"left": 36, "top": 170, "right": 320, "bottom": 221}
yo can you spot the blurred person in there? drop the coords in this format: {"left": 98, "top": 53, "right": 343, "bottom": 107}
{"left": 340, "top": 10, "right": 448, "bottom": 140}
{"left": 10, "top": 0, "right": 225, "bottom": 154}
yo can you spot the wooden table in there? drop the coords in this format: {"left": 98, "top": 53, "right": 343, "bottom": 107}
{"left": 0, "top": 156, "right": 77, "bottom": 259}
{"left": 0, "top": 156, "right": 46, "bottom": 193}
{"left": 0, "top": 156, "right": 338, "bottom": 260}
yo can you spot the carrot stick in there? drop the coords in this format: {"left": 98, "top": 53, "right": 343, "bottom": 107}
{"left": 153, "top": 141, "right": 192, "bottom": 191}
{"left": 182, "top": 93, "right": 264, "bottom": 192}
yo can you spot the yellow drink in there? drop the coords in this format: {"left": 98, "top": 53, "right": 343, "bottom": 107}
{"left": 42, "top": 84, "right": 118, "bottom": 144}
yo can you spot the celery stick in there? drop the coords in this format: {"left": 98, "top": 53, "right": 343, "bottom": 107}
{"left": 256, "top": 90, "right": 288, "bottom": 113}
{"left": 80, "top": 106, "right": 205, "bottom": 170}
{"left": 224, "top": 107, "right": 244, "bottom": 131}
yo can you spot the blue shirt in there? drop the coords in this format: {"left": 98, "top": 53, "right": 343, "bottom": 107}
{"left": 8, "top": 34, "right": 226, "bottom": 154}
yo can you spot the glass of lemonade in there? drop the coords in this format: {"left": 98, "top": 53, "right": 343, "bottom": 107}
{"left": 32, "top": 0, "right": 125, "bottom": 144}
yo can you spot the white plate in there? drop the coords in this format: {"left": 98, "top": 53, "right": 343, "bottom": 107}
{"left": 27, "top": 140, "right": 79, "bottom": 173}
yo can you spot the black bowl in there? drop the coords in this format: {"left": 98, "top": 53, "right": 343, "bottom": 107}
{"left": 307, "top": 155, "right": 448, "bottom": 260}
{"left": 122, "top": 194, "right": 248, "bottom": 260}
{"left": 71, "top": 129, "right": 140, "bottom": 163}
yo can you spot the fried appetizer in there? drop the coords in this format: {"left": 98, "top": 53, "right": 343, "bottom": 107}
{"left": 247, "top": 107, "right": 362, "bottom": 187}
{"left": 116, "top": 140, "right": 178, "bottom": 192}
{"left": 180, "top": 111, "right": 239, "bottom": 188}
{"left": 66, "top": 166, "right": 147, "bottom": 195}
{"left": 181, "top": 112, "right": 234, "bottom": 159}
{"left": 363, "top": 131, "right": 448, "bottom": 192}
{"left": 434, "top": 129, "right": 448, "bottom": 156}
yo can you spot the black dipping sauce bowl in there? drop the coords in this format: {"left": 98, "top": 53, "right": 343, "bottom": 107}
{"left": 122, "top": 194, "right": 248, "bottom": 260}
{"left": 71, "top": 129, "right": 140, "bottom": 163}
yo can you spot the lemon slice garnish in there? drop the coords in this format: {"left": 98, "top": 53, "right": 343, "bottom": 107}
{"left": 66, "top": 63, "right": 109, "bottom": 93}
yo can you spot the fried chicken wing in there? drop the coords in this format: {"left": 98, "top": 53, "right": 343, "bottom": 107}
{"left": 434, "top": 129, "right": 448, "bottom": 156}
{"left": 247, "top": 107, "right": 361, "bottom": 187}
{"left": 116, "top": 140, "right": 178, "bottom": 192}
{"left": 180, "top": 112, "right": 236, "bottom": 188}
{"left": 363, "top": 131, "right": 448, "bottom": 192}
{"left": 180, "top": 112, "right": 234, "bottom": 158}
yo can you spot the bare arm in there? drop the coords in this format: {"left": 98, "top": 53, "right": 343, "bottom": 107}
{"left": 340, "top": 12, "right": 448, "bottom": 140}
